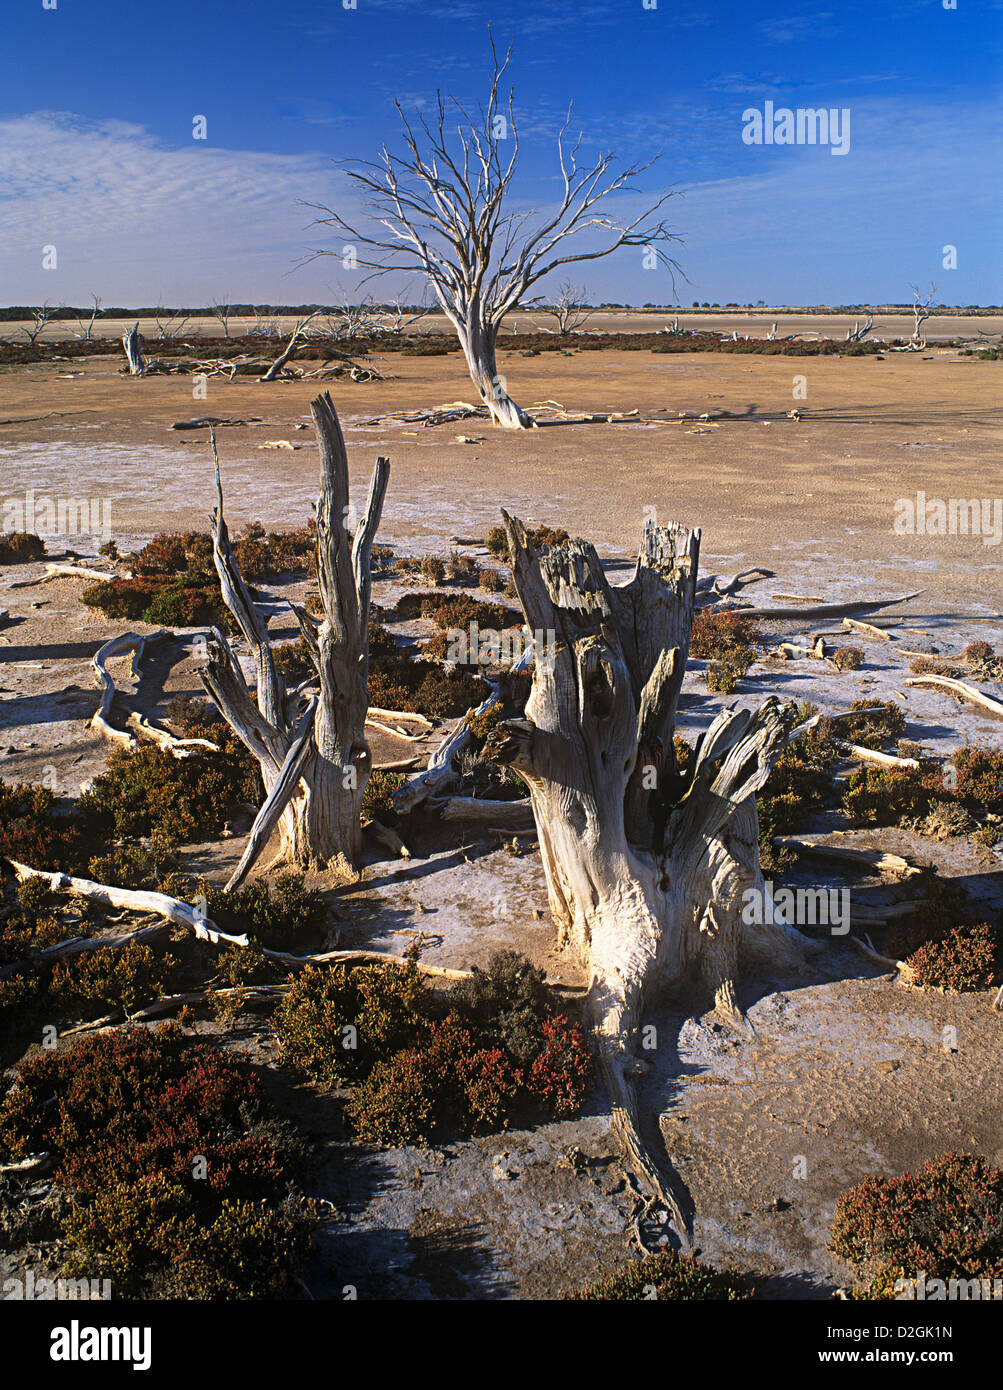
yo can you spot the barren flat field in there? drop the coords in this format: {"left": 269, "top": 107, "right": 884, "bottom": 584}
{"left": 2, "top": 344, "right": 1000, "bottom": 611}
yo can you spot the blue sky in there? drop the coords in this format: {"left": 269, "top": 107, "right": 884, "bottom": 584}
{"left": 2, "top": 0, "right": 1000, "bottom": 305}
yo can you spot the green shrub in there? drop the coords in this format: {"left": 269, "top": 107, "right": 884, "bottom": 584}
{"left": 706, "top": 646, "right": 755, "bottom": 693}
{"left": 841, "top": 763, "right": 943, "bottom": 826}
{"left": 201, "top": 872, "right": 326, "bottom": 950}
{"left": 829, "top": 1152, "right": 1003, "bottom": 1298}
{"left": 419, "top": 555, "right": 446, "bottom": 584}
{"left": 756, "top": 706, "right": 838, "bottom": 843}
{"left": 847, "top": 699, "right": 907, "bottom": 749}
{"left": 274, "top": 958, "right": 431, "bottom": 1086}
{"left": 50, "top": 942, "right": 179, "bottom": 1020}
{"left": 451, "top": 948, "right": 553, "bottom": 1067}
{"left": 952, "top": 744, "right": 1003, "bottom": 814}
{"left": 368, "top": 656, "right": 488, "bottom": 717}
{"left": 569, "top": 1250, "right": 754, "bottom": 1300}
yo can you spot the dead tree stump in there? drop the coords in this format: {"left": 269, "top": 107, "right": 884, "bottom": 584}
{"left": 201, "top": 392, "right": 389, "bottom": 883}
{"left": 484, "top": 513, "right": 813, "bottom": 1235}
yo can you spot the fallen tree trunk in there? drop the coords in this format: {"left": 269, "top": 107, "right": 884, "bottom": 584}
{"left": 483, "top": 513, "right": 815, "bottom": 1241}
{"left": 905, "top": 674, "right": 1003, "bottom": 718}
{"left": 4, "top": 860, "right": 470, "bottom": 980}
{"left": 436, "top": 796, "right": 535, "bottom": 829}
{"left": 90, "top": 631, "right": 171, "bottom": 746}
{"left": 732, "top": 592, "right": 921, "bottom": 622}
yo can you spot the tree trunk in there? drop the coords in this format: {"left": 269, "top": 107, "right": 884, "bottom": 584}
{"left": 484, "top": 514, "right": 813, "bottom": 1236}
{"left": 122, "top": 323, "right": 147, "bottom": 376}
{"left": 456, "top": 312, "right": 533, "bottom": 429}
{"left": 200, "top": 393, "right": 389, "bottom": 883}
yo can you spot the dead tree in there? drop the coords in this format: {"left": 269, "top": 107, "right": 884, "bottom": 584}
{"left": 210, "top": 295, "right": 233, "bottom": 337}
{"left": 304, "top": 37, "right": 681, "bottom": 428}
{"left": 377, "top": 292, "right": 434, "bottom": 336}
{"left": 259, "top": 311, "right": 322, "bottom": 381}
{"left": 122, "top": 323, "right": 147, "bottom": 376}
{"left": 72, "top": 293, "right": 103, "bottom": 341}
{"left": 845, "top": 312, "right": 874, "bottom": 343}
{"left": 545, "top": 282, "right": 596, "bottom": 334}
{"left": 483, "top": 514, "right": 812, "bottom": 1232}
{"left": 200, "top": 392, "right": 389, "bottom": 881}
{"left": 910, "top": 283, "right": 937, "bottom": 346}
{"left": 21, "top": 303, "right": 56, "bottom": 344}
{"left": 153, "top": 304, "right": 191, "bottom": 341}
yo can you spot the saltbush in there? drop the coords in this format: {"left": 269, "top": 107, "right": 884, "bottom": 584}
{"left": 829, "top": 1152, "right": 1003, "bottom": 1297}
{"left": 0, "top": 1028, "right": 315, "bottom": 1298}
{"left": 569, "top": 1250, "right": 754, "bottom": 1300}
{"left": 906, "top": 922, "right": 999, "bottom": 991}
{"left": 689, "top": 609, "right": 759, "bottom": 660}
{"left": 0, "top": 532, "right": 45, "bottom": 565}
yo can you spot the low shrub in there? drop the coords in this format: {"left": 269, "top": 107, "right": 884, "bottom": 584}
{"left": 363, "top": 768, "right": 406, "bottom": 823}
{"left": 50, "top": 942, "right": 179, "bottom": 1020}
{"left": 200, "top": 872, "right": 326, "bottom": 950}
{"left": 756, "top": 706, "right": 838, "bottom": 843}
{"left": 0, "top": 1028, "right": 315, "bottom": 1298}
{"left": 706, "top": 646, "right": 755, "bottom": 693}
{"left": 906, "top": 922, "right": 999, "bottom": 991}
{"left": 0, "top": 532, "right": 45, "bottom": 565}
{"left": 479, "top": 567, "right": 503, "bottom": 592}
{"left": 484, "top": 523, "right": 569, "bottom": 560}
{"left": 841, "top": 763, "right": 944, "bottom": 827}
{"left": 847, "top": 699, "right": 907, "bottom": 749}
{"left": 833, "top": 645, "right": 864, "bottom": 671}
{"left": 274, "top": 957, "right": 431, "bottom": 1086}
{"left": 420, "top": 555, "right": 446, "bottom": 584}
{"left": 569, "top": 1250, "right": 754, "bottom": 1300}
{"left": 368, "top": 656, "right": 488, "bottom": 718}
{"left": 951, "top": 744, "right": 1003, "bottom": 814}
{"left": 829, "top": 1152, "right": 1003, "bottom": 1297}
{"left": 689, "top": 609, "right": 759, "bottom": 660}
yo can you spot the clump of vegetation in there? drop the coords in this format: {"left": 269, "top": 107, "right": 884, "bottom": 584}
{"left": 847, "top": 699, "right": 907, "bottom": 749}
{"left": 81, "top": 573, "right": 230, "bottom": 626}
{"left": 569, "top": 1250, "right": 754, "bottom": 1300}
{"left": 368, "top": 655, "right": 488, "bottom": 717}
{"left": 705, "top": 646, "right": 755, "bottom": 693}
{"left": 275, "top": 950, "right": 591, "bottom": 1145}
{"left": 444, "top": 552, "right": 480, "bottom": 584}
{"left": 419, "top": 554, "right": 446, "bottom": 584}
{"left": 396, "top": 590, "right": 515, "bottom": 632}
{"left": 484, "top": 523, "right": 569, "bottom": 560}
{"left": 952, "top": 744, "right": 1003, "bottom": 815}
{"left": 363, "top": 768, "right": 406, "bottom": 823}
{"left": 275, "top": 957, "right": 431, "bottom": 1086}
{"left": 49, "top": 942, "right": 180, "bottom": 1021}
{"left": 0, "top": 1028, "right": 315, "bottom": 1298}
{"left": 756, "top": 705, "right": 839, "bottom": 844}
{"left": 0, "top": 531, "right": 45, "bottom": 565}
{"left": 829, "top": 1152, "right": 1003, "bottom": 1298}
{"left": 479, "top": 567, "right": 503, "bottom": 592}
{"left": 963, "top": 640, "right": 994, "bottom": 667}
{"left": 689, "top": 608, "right": 759, "bottom": 660}
{"left": 200, "top": 873, "right": 326, "bottom": 950}
{"left": 906, "top": 922, "right": 999, "bottom": 992}
{"left": 841, "top": 763, "right": 944, "bottom": 827}
{"left": 832, "top": 645, "right": 864, "bottom": 672}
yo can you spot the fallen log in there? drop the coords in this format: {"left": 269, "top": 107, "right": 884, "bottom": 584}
{"left": 5, "top": 860, "right": 471, "bottom": 980}
{"left": 842, "top": 743, "right": 921, "bottom": 770}
{"left": 125, "top": 711, "right": 220, "bottom": 755}
{"left": 842, "top": 616, "right": 893, "bottom": 641}
{"left": 773, "top": 838, "right": 923, "bottom": 878}
{"left": 90, "top": 630, "right": 170, "bottom": 745}
{"left": 732, "top": 592, "right": 921, "bottom": 622}
{"left": 905, "top": 675, "right": 1003, "bottom": 718}
{"left": 436, "top": 796, "right": 535, "bottom": 829}
{"left": 170, "top": 417, "right": 262, "bottom": 430}
{"left": 9, "top": 562, "right": 127, "bottom": 588}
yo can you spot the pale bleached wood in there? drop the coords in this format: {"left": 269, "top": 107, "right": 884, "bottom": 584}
{"left": 905, "top": 674, "right": 1003, "bottom": 718}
